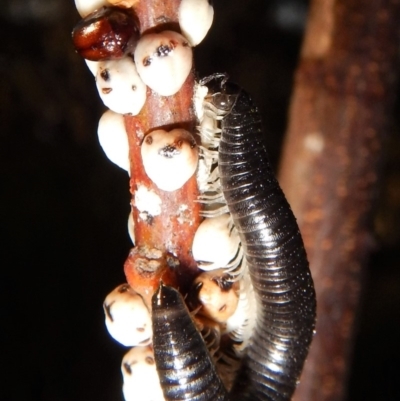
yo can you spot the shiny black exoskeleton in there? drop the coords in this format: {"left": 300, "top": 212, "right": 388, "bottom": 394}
{"left": 152, "top": 284, "right": 229, "bottom": 401}
{"left": 152, "top": 75, "right": 316, "bottom": 401}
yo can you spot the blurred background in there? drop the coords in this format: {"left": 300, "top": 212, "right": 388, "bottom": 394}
{"left": 1, "top": 0, "right": 399, "bottom": 400}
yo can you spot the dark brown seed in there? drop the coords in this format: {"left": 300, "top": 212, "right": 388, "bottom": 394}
{"left": 72, "top": 6, "right": 140, "bottom": 61}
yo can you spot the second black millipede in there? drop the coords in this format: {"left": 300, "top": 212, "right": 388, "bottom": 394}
{"left": 210, "top": 74, "right": 316, "bottom": 401}
{"left": 152, "top": 284, "right": 229, "bottom": 401}
{"left": 152, "top": 75, "right": 316, "bottom": 401}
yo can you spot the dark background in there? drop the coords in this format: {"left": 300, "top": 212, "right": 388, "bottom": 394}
{"left": 1, "top": 1, "right": 399, "bottom": 400}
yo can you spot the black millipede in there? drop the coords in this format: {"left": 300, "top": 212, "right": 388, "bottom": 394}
{"left": 152, "top": 283, "right": 229, "bottom": 401}
{"left": 152, "top": 75, "right": 316, "bottom": 401}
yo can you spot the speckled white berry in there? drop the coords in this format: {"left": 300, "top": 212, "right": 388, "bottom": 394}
{"left": 122, "top": 346, "right": 165, "bottom": 401}
{"left": 96, "top": 57, "right": 147, "bottom": 115}
{"left": 103, "top": 284, "right": 152, "bottom": 347}
{"left": 192, "top": 269, "right": 239, "bottom": 323}
{"left": 134, "top": 31, "right": 192, "bottom": 96}
{"left": 178, "top": 0, "right": 214, "bottom": 46}
{"left": 97, "top": 110, "right": 130, "bottom": 172}
{"left": 141, "top": 129, "right": 198, "bottom": 191}
{"left": 192, "top": 214, "right": 241, "bottom": 270}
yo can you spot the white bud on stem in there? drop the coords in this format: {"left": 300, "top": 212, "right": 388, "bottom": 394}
{"left": 122, "top": 346, "right": 165, "bottom": 401}
{"left": 192, "top": 269, "right": 239, "bottom": 323}
{"left": 178, "top": 0, "right": 214, "bottom": 46}
{"left": 141, "top": 129, "right": 198, "bottom": 191}
{"left": 134, "top": 31, "right": 193, "bottom": 96}
{"left": 103, "top": 284, "right": 152, "bottom": 347}
{"left": 192, "top": 214, "right": 240, "bottom": 270}
{"left": 96, "top": 57, "right": 147, "bottom": 115}
{"left": 97, "top": 110, "right": 130, "bottom": 172}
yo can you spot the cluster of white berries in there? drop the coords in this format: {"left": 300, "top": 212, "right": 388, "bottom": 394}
{"left": 103, "top": 284, "right": 165, "bottom": 401}
{"left": 75, "top": 0, "right": 213, "bottom": 113}
{"left": 74, "top": 0, "right": 214, "bottom": 195}
{"left": 74, "top": 0, "right": 256, "bottom": 398}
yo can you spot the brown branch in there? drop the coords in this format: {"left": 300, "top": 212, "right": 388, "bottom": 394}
{"left": 122, "top": 0, "right": 201, "bottom": 306}
{"left": 278, "top": 0, "right": 400, "bottom": 400}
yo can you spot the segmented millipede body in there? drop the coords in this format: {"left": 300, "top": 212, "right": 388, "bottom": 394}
{"left": 152, "top": 284, "right": 229, "bottom": 401}
{"left": 200, "top": 75, "right": 316, "bottom": 401}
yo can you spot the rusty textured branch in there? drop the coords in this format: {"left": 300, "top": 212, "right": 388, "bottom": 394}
{"left": 278, "top": 0, "right": 400, "bottom": 400}
{"left": 122, "top": 0, "right": 201, "bottom": 306}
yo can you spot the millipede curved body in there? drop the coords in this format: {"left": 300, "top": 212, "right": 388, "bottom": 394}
{"left": 202, "top": 76, "right": 316, "bottom": 401}
{"left": 152, "top": 284, "right": 229, "bottom": 401}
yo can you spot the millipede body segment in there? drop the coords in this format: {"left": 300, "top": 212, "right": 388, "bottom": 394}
{"left": 152, "top": 284, "right": 229, "bottom": 401}
{"left": 200, "top": 75, "right": 316, "bottom": 401}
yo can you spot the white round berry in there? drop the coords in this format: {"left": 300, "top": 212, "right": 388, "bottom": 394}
{"left": 141, "top": 129, "right": 198, "bottom": 191}
{"left": 121, "top": 346, "right": 165, "bottom": 401}
{"left": 134, "top": 31, "right": 192, "bottom": 96}
{"left": 96, "top": 57, "right": 147, "bottom": 115}
{"left": 178, "top": 0, "right": 214, "bottom": 46}
{"left": 103, "top": 284, "right": 152, "bottom": 347}
{"left": 97, "top": 110, "right": 130, "bottom": 172}
{"left": 192, "top": 269, "right": 239, "bottom": 323}
{"left": 192, "top": 214, "right": 241, "bottom": 270}
{"left": 74, "top": 0, "right": 108, "bottom": 17}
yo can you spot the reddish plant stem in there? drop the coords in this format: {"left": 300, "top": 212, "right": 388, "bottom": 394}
{"left": 122, "top": 0, "right": 201, "bottom": 306}
{"left": 279, "top": 0, "right": 400, "bottom": 400}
